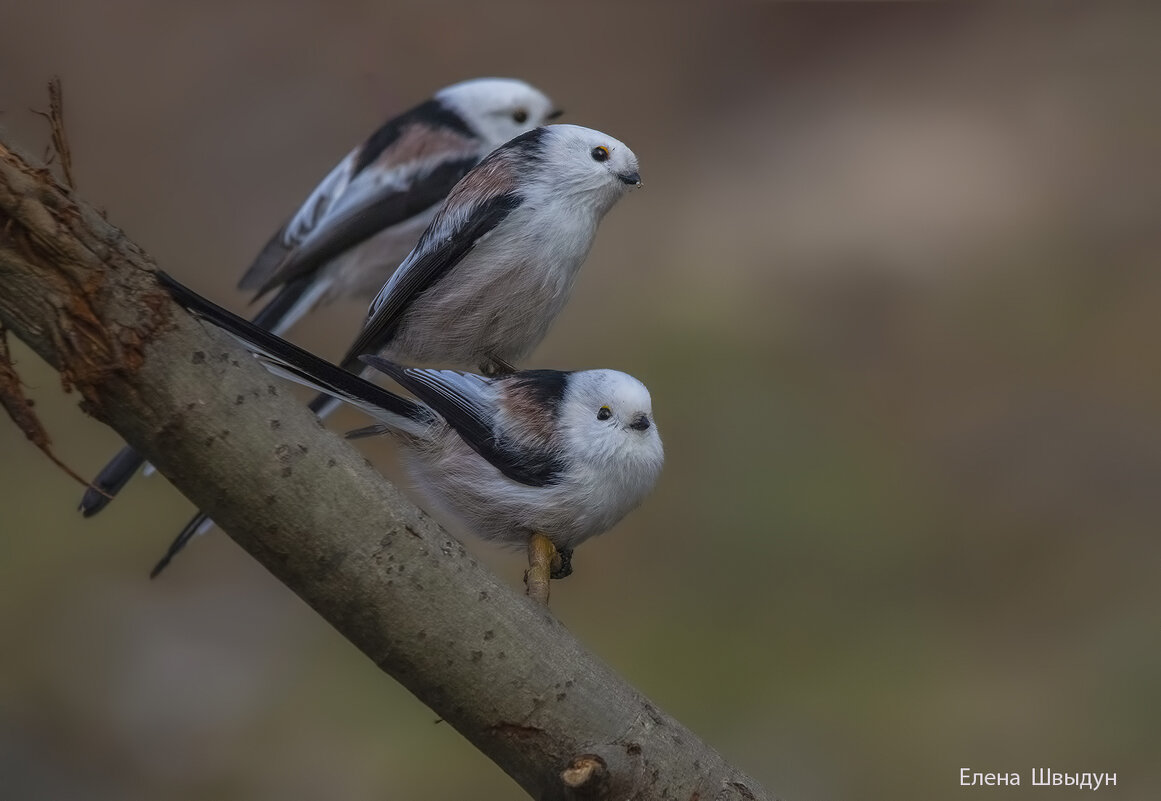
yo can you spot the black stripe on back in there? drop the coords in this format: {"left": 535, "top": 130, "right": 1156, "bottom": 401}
{"left": 352, "top": 99, "right": 476, "bottom": 177}
{"left": 463, "top": 367, "right": 571, "bottom": 487}
{"left": 498, "top": 126, "right": 550, "bottom": 166}
{"left": 509, "top": 370, "right": 570, "bottom": 419}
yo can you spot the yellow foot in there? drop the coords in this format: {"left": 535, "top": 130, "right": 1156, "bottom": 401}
{"left": 524, "top": 532, "right": 561, "bottom": 606}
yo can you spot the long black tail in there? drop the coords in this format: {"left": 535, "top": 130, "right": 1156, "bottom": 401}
{"left": 306, "top": 336, "right": 370, "bottom": 416}
{"left": 79, "top": 277, "right": 322, "bottom": 517}
{"left": 157, "top": 271, "right": 428, "bottom": 430}
{"left": 144, "top": 271, "right": 430, "bottom": 575}
{"left": 88, "top": 272, "right": 429, "bottom": 576}
{"left": 250, "top": 274, "right": 319, "bottom": 333}
{"left": 79, "top": 445, "right": 148, "bottom": 516}
{"left": 150, "top": 512, "right": 211, "bottom": 578}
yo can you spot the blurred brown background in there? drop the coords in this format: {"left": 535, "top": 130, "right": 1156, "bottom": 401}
{"left": 2, "top": 3, "right": 1159, "bottom": 799}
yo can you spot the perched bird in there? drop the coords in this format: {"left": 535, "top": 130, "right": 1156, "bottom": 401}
{"left": 81, "top": 77, "right": 561, "bottom": 518}
{"left": 157, "top": 274, "right": 663, "bottom": 580}
{"left": 311, "top": 122, "right": 643, "bottom": 417}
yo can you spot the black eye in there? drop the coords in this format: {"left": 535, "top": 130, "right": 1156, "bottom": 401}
{"left": 596, "top": 406, "right": 612, "bottom": 421}
{"left": 512, "top": 109, "right": 528, "bottom": 124}
{"left": 591, "top": 146, "right": 609, "bottom": 162}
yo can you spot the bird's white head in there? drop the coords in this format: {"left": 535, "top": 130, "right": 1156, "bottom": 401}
{"left": 437, "top": 78, "right": 561, "bottom": 149}
{"left": 529, "top": 124, "right": 641, "bottom": 211}
{"left": 559, "top": 370, "right": 663, "bottom": 474}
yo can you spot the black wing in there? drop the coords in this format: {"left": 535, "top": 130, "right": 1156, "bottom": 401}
{"left": 248, "top": 156, "right": 480, "bottom": 300}
{"left": 239, "top": 97, "right": 479, "bottom": 298}
{"left": 362, "top": 357, "right": 563, "bottom": 487}
{"left": 336, "top": 190, "right": 523, "bottom": 373}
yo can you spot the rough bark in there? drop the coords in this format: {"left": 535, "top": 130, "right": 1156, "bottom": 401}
{"left": 0, "top": 137, "right": 775, "bottom": 801}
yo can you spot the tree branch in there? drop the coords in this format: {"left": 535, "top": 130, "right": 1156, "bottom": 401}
{"left": 0, "top": 136, "right": 774, "bottom": 801}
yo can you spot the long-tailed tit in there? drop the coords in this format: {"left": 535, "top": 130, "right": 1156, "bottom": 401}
{"left": 311, "top": 122, "right": 643, "bottom": 416}
{"left": 81, "top": 78, "right": 560, "bottom": 518}
{"left": 152, "top": 274, "right": 663, "bottom": 576}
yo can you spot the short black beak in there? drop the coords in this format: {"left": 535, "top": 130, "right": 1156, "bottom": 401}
{"left": 628, "top": 414, "right": 651, "bottom": 431}
{"left": 547, "top": 108, "right": 565, "bottom": 120}
{"left": 619, "top": 171, "right": 642, "bottom": 187}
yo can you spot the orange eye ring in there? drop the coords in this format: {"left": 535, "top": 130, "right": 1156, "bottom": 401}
{"left": 591, "top": 146, "right": 610, "bottom": 163}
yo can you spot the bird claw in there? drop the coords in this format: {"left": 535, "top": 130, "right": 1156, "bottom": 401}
{"left": 550, "top": 546, "right": 573, "bottom": 580}
{"left": 525, "top": 532, "right": 562, "bottom": 605}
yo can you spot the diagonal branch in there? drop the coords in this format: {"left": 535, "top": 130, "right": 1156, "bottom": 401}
{"left": 0, "top": 135, "right": 774, "bottom": 801}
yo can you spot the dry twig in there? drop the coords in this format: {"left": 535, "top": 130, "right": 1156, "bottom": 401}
{"left": 31, "top": 76, "right": 75, "bottom": 189}
{"left": 0, "top": 327, "right": 92, "bottom": 488}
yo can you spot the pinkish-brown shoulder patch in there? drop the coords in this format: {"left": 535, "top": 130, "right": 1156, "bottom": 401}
{"left": 372, "top": 123, "right": 478, "bottom": 171}
{"left": 444, "top": 150, "right": 521, "bottom": 205}
{"left": 498, "top": 379, "right": 557, "bottom": 444}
